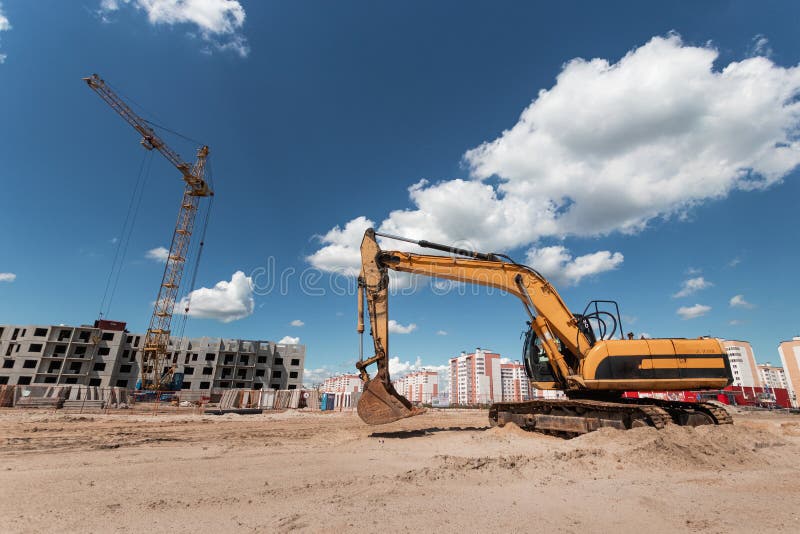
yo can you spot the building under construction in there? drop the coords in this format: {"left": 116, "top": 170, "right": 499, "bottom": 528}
{"left": 0, "top": 321, "right": 304, "bottom": 393}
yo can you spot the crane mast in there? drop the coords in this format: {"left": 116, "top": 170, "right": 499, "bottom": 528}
{"left": 84, "top": 74, "right": 213, "bottom": 389}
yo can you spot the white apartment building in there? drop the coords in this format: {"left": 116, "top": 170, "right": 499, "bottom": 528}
{"left": 321, "top": 374, "right": 363, "bottom": 393}
{"left": 449, "top": 348, "right": 502, "bottom": 405}
{"left": 778, "top": 337, "right": 800, "bottom": 408}
{"left": 393, "top": 370, "right": 439, "bottom": 403}
{"left": 500, "top": 360, "right": 530, "bottom": 402}
{"left": 721, "top": 340, "right": 760, "bottom": 388}
{"left": 757, "top": 363, "right": 788, "bottom": 391}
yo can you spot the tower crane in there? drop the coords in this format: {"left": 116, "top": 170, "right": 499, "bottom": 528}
{"left": 84, "top": 73, "right": 213, "bottom": 390}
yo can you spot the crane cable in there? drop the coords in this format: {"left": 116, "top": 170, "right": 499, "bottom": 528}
{"left": 98, "top": 149, "right": 154, "bottom": 319}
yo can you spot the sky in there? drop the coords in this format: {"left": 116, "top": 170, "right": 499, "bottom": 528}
{"left": 1, "top": 1, "right": 799, "bottom": 384}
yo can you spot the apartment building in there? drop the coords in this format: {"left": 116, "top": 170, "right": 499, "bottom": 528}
{"left": 499, "top": 360, "right": 530, "bottom": 402}
{"left": 449, "top": 348, "right": 502, "bottom": 405}
{"left": 393, "top": 370, "right": 439, "bottom": 403}
{"left": 778, "top": 337, "right": 800, "bottom": 408}
{"left": 757, "top": 363, "right": 788, "bottom": 391}
{"left": 321, "top": 374, "right": 363, "bottom": 393}
{"left": 720, "top": 340, "right": 760, "bottom": 388}
{"left": 0, "top": 322, "right": 305, "bottom": 392}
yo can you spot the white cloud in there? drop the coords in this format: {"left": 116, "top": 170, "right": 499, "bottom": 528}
{"left": 177, "top": 270, "right": 254, "bottom": 323}
{"left": 727, "top": 257, "right": 741, "bottom": 268}
{"left": 290, "top": 319, "right": 305, "bottom": 327}
{"left": 278, "top": 335, "right": 300, "bottom": 345}
{"left": 0, "top": 272, "right": 16, "bottom": 283}
{"left": 309, "top": 35, "right": 800, "bottom": 276}
{"left": 98, "top": 0, "right": 249, "bottom": 57}
{"left": 388, "top": 356, "right": 449, "bottom": 377}
{"left": 639, "top": 332, "right": 652, "bottom": 339}
{"left": 0, "top": 2, "right": 11, "bottom": 64}
{"left": 677, "top": 304, "right": 711, "bottom": 320}
{"left": 436, "top": 330, "right": 448, "bottom": 336}
{"left": 145, "top": 246, "right": 169, "bottom": 263}
{"left": 673, "top": 276, "right": 713, "bottom": 298}
{"left": 748, "top": 35, "right": 773, "bottom": 59}
{"left": 729, "top": 294, "right": 754, "bottom": 309}
{"left": 526, "top": 246, "right": 623, "bottom": 286}
{"left": 302, "top": 367, "right": 334, "bottom": 387}
{"left": 729, "top": 319, "right": 743, "bottom": 326}
{"left": 388, "top": 320, "right": 417, "bottom": 334}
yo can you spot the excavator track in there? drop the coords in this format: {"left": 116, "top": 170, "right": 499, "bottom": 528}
{"left": 489, "top": 397, "right": 731, "bottom": 437}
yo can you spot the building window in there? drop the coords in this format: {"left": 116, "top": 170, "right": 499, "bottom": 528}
{"left": 93, "top": 362, "right": 106, "bottom": 371}
{"left": 89, "top": 378, "right": 102, "bottom": 386}
{"left": 2, "top": 360, "right": 13, "bottom": 369}
{"left": 270, "top": 383, "right": 280, "bottom": 389}
{"left": 18, "top": 376, "right": 32, "bottom": 385}
{"left": 74, "top": 346, "right": 86, "bottom": 355}
{"left": 291, "top": 359, "right": 300, "bottom": 366}
{"left": 257, "top": 356, "right": 267, "bottom": 364}
{"left": 0, "top": 376, "right": 7, "bottom": 384}
{"left": 288, "top": 385, "right": 297, "bottom": 390}
{"left": 98, "top": 347, "right": 110, "bottom": 356}
{"left": 101, "top": 332, "right": 114, "bottom": 341}
{"left": 122, "top": 349, "right": 129, "bottom": 359}
{"left": 23, "top": 360, "right": 37, "bottom": 369}
{"left": 274, "top": 357, "right": 283, "bottom": 365}
{"left": 126, "top": 336, "right": 133, "bottom": 344}
{"left": 253, "top": 383, "right": 263, "bottom": 390}
{"left": 34, "top": 328, "right": 48, "bottom": 337}
{"left": 237, "top": 369, "right": 247, "bottom": 379}
{"left": 255, "top": 369, "right": 265, "bottom": 377}
{"left": 120, "top": 364, "right": 132, "bottom": 373}
{"left": 290, "top": 371, "right": 298, "bottom": 379}
{"left": 200, "top": 381, "right": 210, "bottom": 389}
{"left": 184, "top": 367, "right": 194, "bottom": 375}
{"left": 181, "top": 382, "right": 191, "bottom": 389}
{"left": 202, "top": 367, "right": 212, "bottom": 375}
{"left": 273, "top": 370, "right": 282, "bottom": 378}
{"left": 54, "top": 345, "right": 66, "bottom": 355}
{"left": 29, "top": 344, "right": 43, "bottom": 353}
{"left": 235, "top": 382, "right": 245, "bottom": 388}
{"left": 78, "top": 331, "right": 91, "bottom": 342}
{"left": 116, "top": 379, "right": 128, "bottom": 387}
{"left": 219, "top": 381, "right": 230, "bottom": 388}
{"left": 205, "top": 353, "right": 215, "bottom": 361}
{"left": 191, "top": 353, "right": 198, "bottom": 361}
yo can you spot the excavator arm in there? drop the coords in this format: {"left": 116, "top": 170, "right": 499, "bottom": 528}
{"left": 355, "top": 228, "right": 594, "bottom": 424}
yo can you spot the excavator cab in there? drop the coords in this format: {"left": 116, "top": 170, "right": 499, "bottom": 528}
{"left": 522, "top": 328, "right": 556, "bottom": 383}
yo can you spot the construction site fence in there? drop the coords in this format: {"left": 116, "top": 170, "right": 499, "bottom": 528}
{"left": 0, "top": 385, "right": 360, "bottom": 416}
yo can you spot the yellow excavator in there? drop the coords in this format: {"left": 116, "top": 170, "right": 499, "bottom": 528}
{"left": 355, "top": 228, "right": 733, "bottom": 436}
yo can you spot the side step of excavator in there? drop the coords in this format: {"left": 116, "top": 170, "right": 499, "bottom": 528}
{"left": 489, "top": 398, "right": 732, "bottom": 437}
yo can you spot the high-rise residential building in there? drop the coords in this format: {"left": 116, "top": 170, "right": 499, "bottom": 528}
{"left": 720, "top": 340, "right": 760, "bottom": 387}
{"left": 499, "top": 360, "right": 530, "bottom": 402}
{"left": 757, "top": 363, "right": 788, "bottom": 391}
{"left": 393, "top": 370, "right": 439, "bottom": 403}
{"left": 448, "top": 348, "right": 502, "bottom": 405}
{"left": 321, "top": 374, "right": 363, "bottom": 393}
{"left": 778, "top": 337, "right": 800, "bottom": 408}
{"left": 0, "top": 322, "right": 305, "bottom": 392}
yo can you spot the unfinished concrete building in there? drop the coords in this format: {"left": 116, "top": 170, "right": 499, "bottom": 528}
{"left": 0, "top": 322, "right": 305, "bottom": 392}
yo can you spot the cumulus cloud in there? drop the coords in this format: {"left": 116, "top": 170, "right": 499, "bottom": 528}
{"left": 388, "top": 356, "right": 449, "bottom": 377}
{"left": 98, "top": 0, "right": 249, "bottom": 57}
{"left": 388, "top": 320, "right": 417, "bottom": 334}
{"left": 673, "top": 276, "right": 713, "bottom": 298}
{"left": 278, "top": 335, "right": 300, "bottom": 345}
{"left": 526, "top": 246, "right": 623, "bottom": 286}
{"left": 677, "top": 304, "right": 711, "bottom": 320}
{"left": 0, "top": 272, "right": 16, "bottom": 283}
{"left": 309, "top": 35, "right": 800, "bottom": 277}
{"left": 290, "top": 319, "right": 305, "bottom": 327}
{"left": 0, "top": 2, "right": 11, "bottom": 64}
{"left": 748, "top": 34, "right": 773, "bottom": 59}
{"left": 145, "top": 246, "right": 169, "bottom": 263}
{"left": 177, "top": 270, "right": 254, "bottom": 323}
{"left": 729, "top": 294, "right": 754, "bottom": 308}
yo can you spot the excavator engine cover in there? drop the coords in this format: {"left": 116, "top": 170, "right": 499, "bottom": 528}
{"left": 358, "top": 378, "right": 424, "bottom": 425}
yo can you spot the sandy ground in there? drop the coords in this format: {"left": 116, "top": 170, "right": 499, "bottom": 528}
{"left": 1, "top": 408, "right": 799, "bottom": 533}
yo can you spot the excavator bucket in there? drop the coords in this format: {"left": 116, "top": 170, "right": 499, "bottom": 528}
{"left": 357, "top": 378, "right": 425, "bottom": 425}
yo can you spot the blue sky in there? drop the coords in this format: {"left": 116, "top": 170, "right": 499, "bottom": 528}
{"left": 0, "top": 1, "right": 798, "bottom": 382}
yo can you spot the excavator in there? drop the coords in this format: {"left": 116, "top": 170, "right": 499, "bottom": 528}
{"left": 355, "top": 228, "right": 733, "bottom": 436}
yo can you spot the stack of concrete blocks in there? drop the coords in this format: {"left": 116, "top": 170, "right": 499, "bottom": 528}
{"left": 14, "top": 385, "right": 69, "bottom": 408}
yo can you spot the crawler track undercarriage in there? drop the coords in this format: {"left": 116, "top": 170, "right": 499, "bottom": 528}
{"left": 489, "top": 397, "right": 732, "bottom": 438}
